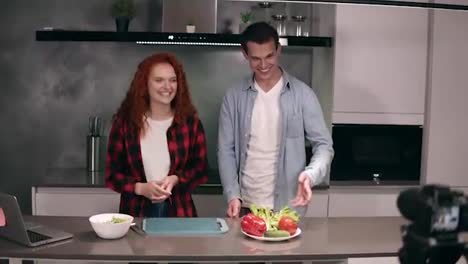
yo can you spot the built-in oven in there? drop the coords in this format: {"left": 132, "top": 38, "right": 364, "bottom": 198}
{"left": 329, "top": 124, "right": 423, "bottom": 184}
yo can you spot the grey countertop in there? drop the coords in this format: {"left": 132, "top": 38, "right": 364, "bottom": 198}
{"left": 33, "top": 168, "right": 417, "bottom": 195}
{"left": 32, "top": 168, "right": 224, "bottom": 194}
{"left": 0, "top": 216, "right": 407, "bottom": 262}
{"left": 33, "top": 168, "right": 330, "bottom": 194}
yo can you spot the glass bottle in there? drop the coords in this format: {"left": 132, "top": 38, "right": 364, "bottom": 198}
{"left": 292, "top": 15, "right": 307, "bottom": 37}
{"left": 271, "top": 14, "right": 287, "bottom": 36}
{"left": 258, "top": 2, "right": 273, "bottom": 24}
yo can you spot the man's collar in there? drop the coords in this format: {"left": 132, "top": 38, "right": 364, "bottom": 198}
{"left": 243, "top": 67, "right": 291, "bottom": 91}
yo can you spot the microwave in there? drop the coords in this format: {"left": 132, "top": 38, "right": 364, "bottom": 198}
{"left": 330, "top": 124, "right": 423, "bottom": 183}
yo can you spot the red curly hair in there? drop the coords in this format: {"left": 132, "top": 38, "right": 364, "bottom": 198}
{"left": 116, "top": 52, "right": 196, "bottom": 135}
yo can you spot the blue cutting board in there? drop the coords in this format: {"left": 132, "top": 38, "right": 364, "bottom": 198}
{"left": 142, "top": 217, "right": 229, "bottom": 236}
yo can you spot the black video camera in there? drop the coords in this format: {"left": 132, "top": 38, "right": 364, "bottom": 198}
{"left": 397, "top": 184, "right": 468, "bottom": 264}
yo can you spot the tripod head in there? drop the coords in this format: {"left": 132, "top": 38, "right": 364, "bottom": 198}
{"left": 399, "top": 223, "right": 467, "bottom": 264}
{"left": 397, "top": 184, "right": 468, "bottom": 264}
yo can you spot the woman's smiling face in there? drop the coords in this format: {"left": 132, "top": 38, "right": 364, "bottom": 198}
{"left": 147, "top": 62, "right": 178, "bottom": 108}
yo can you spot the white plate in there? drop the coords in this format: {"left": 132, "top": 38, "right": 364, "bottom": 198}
{"left": 242, "top": 228, "right": 301, "bottom": 242}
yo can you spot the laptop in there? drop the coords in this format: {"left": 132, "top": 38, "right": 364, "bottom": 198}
{"left": 0, "top": 192, "right": 73, "bottom": 247}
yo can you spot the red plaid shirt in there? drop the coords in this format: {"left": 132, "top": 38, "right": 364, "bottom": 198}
{"left": 105, "top": 114, "right": 208, "bottom": 217}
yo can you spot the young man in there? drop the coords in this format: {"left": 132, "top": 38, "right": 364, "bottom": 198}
{"left": 218, "top": 22, "right": 334, "bottom": 218}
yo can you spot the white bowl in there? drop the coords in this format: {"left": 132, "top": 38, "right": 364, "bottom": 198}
{"left": 89, "top": 213, "right": 134, "bottom": 239}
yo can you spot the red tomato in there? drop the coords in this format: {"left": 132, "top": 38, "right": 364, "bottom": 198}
{"left": 278, "top": 216, "right": 298, "bottom": 235}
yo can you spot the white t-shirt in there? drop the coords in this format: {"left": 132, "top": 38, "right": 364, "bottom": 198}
{"left": 241, "top": 77, "right": 283, "bottom": 209}
{"left": 140, "top": 117, "right": 173, "bottom": 182}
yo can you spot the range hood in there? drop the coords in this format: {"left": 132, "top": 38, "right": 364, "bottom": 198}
{"left": 35, "top": 30, "right": 332, "bottom": 47}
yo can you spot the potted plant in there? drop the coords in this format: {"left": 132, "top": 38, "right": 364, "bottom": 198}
{"left": 239, "top": 11, "right": 253, "bottom": 33}
{"left": 110, "top": 0, "right": 136, "bottom": 32}
{"left": 186, "top": 20, "right": 196, "bottom": 33}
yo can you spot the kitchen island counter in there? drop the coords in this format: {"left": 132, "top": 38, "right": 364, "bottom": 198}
{"left": 1, "top": 216, "right": 406, "bottom": 263}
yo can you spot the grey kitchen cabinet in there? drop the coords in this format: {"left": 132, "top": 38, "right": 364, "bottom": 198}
{"left": 304, "top": 190, "right": 329, "bottom": 217}
{"left": 421, "top": 0, "right": 468, "bottom": 187}
{"left": 192, "top": 194, "right": 227, "bottom": 217}
{"left": 32, "top": 186, "right": 330, "bottom": 217}
{"left": 194, "top": 190, "right": 330, "bottom": 218}
{"left": 348, "top": 258, "right": 399, "bottom": 264}
{"left": 32, "top": 187, "right": 120, "bottom": 216}
{"left": 32, "top": 187, "right": 227, "bottom": 217}
{"left": 332, "top": 2, "right": 428, "bottom": 125}
{"left": 34, "top": 186, "right": 421, "bottom": 219}
{"left": 328, "top": 187, "right": 408, "bottom": 217}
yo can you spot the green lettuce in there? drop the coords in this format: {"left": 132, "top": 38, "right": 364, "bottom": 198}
{"left": 249, "top": 204, "right": 300, "bottom": 231}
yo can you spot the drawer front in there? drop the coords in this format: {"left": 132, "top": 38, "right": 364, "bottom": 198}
{"left": 33, "top": 188, "right": 120, "bottom": 216}
{"left": 328, "top": 192, "right": 400, "bottom": 217}
{"left": 305, "top": 191, "right": 329, "bottom": 217}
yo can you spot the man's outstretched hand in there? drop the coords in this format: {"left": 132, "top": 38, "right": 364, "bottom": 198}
{"left": 291, "top": 171, "right": 312, "bottom": 207}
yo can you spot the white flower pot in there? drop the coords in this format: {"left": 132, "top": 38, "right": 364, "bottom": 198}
{"left": 186, "top": 25, "right": 196, "bottom": 33}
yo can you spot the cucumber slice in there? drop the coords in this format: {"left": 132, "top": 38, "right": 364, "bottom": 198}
{"left": 264, "top": 230, "right": 290, "bottom": 238}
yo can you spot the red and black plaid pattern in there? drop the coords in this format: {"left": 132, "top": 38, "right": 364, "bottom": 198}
{"left": 105, "top": 114, "right": 208, "bottom": 217}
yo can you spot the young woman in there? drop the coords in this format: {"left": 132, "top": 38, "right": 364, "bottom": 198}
{"left": 106, "top": 52, "right": 208, "bottom": 217}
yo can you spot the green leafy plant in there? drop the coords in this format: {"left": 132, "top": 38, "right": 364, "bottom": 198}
{"left": 110, "top": 0, "right": 136, "bottom": 19}
{"left": 240, "top": 11, "right": 253, "bottom": 24}
{"left": 187, "top": 19, "right": 195, "bottom": 26}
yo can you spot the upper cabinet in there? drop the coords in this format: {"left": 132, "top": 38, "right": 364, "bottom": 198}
{"left": 422, "top": 0, "right": 468, "bottom": 187}
{"left": 332, "top": 3, "right": 429, "bottom": 125}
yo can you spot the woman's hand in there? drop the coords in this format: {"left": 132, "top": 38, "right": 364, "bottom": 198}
{"left": 135, "top": 182, "right": 172, "bottom": 202}
{"left": 157, "top": 175, "right": 179, "bottom": 195}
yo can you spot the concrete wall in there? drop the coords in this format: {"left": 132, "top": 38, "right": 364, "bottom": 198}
{"left": 0, "top": 0, "right": 328, "bottom": 213}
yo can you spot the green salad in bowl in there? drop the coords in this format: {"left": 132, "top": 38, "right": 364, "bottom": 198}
{"left": 89, "top": 213, "right": 134, "bottom": 239}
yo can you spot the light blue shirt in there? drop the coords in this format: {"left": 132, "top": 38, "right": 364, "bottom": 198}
{"left": 217, "top": 70, "right": 334, "bottom": 213}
